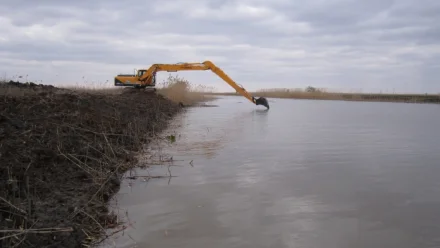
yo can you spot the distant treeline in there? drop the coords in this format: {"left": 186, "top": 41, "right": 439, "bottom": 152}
{"left": 207, "top": 87, "right": 440, "bottom": 104}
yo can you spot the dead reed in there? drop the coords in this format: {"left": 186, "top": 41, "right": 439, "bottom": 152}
{"left": 157, "top": 75, "right": 216, "bottom": 105}
{"left": 0, "top": 80, "right": 184, "bottom": 247}
{"left": 253, "top": 88, "right": 440, "bottom": 103}
{"left": 210, "top": 87, "right": 440, "bottom": 104}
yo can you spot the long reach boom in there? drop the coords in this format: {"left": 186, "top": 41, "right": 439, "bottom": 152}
{"left": 114, "top": 60, "right": 269, "bottom": 109}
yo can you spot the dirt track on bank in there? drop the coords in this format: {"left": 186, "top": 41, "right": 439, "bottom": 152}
{"left": 0, "top": 81, "right": 182, "bottom": 247}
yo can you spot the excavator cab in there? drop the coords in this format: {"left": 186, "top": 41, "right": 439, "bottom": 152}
{"left": 114, "top": 69, "right": 155, "bottom": 88}
{"left": 137, "top": 69, "right": 146, "bottom": 77}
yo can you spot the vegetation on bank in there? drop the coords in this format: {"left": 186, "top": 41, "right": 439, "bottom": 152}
{"left": 59, "top": 75, "right": 214, "bottom": 106}
{"left": 209, "top": 86, "right": 440, "bottom": 104}
{"left": 157, "top": 75, "right": 216, "bottom": 105}
{"left": 0, "top": 76, "right": 206, "bottom": 248}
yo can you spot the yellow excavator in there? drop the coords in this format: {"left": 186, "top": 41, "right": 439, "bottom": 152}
{"left": 114, "top": 60, "right": 269, "bottom": 109}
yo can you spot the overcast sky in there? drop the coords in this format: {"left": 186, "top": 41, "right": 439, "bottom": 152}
{"left": 1, "top": 0, "right": 439, "bottom": 93}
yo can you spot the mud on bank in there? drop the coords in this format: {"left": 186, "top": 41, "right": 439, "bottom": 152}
{"left": 0, "top": 81, "right": 183, "bottom": 247}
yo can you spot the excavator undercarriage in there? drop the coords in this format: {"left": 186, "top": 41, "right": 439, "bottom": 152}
{"left": 114, "top": 61, "right": 269, "bottom": 109}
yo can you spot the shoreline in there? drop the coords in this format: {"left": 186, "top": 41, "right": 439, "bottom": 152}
{"left": 0, "top": 81, "right": 185, "bottom": 247}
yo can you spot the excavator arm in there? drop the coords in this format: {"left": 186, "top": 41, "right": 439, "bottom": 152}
{"left": 134, "top": 61, "right": 269, "bottom": 109}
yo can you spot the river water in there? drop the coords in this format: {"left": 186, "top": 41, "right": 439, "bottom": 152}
{"left": 103, "top": 96, "right": 440, "bottom": 248}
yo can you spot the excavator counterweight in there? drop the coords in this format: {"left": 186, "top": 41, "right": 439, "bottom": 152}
{"left": 114, "top": 61, "right": 269, "bottom": 109}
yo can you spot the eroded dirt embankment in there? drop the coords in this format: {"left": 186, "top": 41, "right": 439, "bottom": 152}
{"left": 0, "top": 81, "right": 182, "bottom": 247}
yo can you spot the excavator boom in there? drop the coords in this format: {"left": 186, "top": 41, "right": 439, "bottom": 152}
{"left": 114, "top": 61, "right": 269, "bottom": 109}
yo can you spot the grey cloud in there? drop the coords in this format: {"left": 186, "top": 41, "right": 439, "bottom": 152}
{"left": 0, "top": 0, "right": 439, "bottom": 93}
{"left": 292, "top": 0, "right": 394, "bottom": 28}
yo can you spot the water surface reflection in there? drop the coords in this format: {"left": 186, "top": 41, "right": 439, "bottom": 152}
{"left": 103, "top": 97, "right": 440, "bottom": 248}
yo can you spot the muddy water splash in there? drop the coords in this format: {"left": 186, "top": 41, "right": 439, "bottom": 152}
{"left": 102, "top": 96, "right": 440, "bottom": 248}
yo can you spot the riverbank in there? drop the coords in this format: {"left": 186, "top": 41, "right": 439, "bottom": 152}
{"left": 208, "top": 89, "right": 440, "bottom": 104}
{"left": 0, "top": 80, "right": 193, "bottom": 247}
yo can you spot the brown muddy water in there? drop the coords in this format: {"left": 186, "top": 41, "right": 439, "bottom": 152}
{"left": 101, "top": 96, "right": 440, "bottom": 248}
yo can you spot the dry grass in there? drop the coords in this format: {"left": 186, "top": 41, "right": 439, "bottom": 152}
{"left": 212, "top": 86, "right": 440, "bottom": 104}
{"left": 0, "top": 80, "right": 55, "bottom": 96}
{"left": 65, "top": 75, "right": 216, "bottom": 105}
{"left": 0, "top": 75, "right": 214, "bottom": 247}
{"left": 0, "top": 75, "right": 216, "bottom": 104}
{"left": 66, "top": 86, "right": 123, "bottom": 95}
{"left": 255, "top": 87, "right": 335, "bottom": 100}
{"left": 157, "top": 75, "right": 216, "bottom": 105}
{"left": 0, "top": 80, "right": 184, "bottom": 247}
{"left": 254, "top": 88, "right": 440, "bottom": 103}
{"left": 62, "top": 80, "right": 125, "bottom": 95}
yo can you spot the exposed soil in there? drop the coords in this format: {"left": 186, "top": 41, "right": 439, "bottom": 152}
{"left": 0, "top": 81, "right": 182, "bottom": 247}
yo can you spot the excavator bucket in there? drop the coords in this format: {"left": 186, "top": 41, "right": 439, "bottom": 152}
{"left": 255, "top": 97, "right": 270, "bottom": 109}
